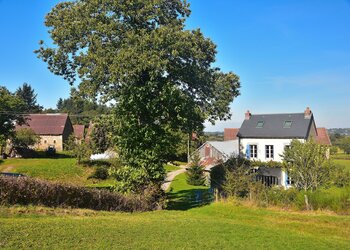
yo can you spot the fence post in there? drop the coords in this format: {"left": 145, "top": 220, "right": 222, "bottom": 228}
{"left": 214, "top": 188, "right": 219, "bottom": 202}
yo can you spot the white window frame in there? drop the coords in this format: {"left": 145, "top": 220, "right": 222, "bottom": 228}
{"left": 265, "top": 145, "right": 274, "bottom": 159}
{"left": 250, "top": 144, "right": 258, "bottom": 158}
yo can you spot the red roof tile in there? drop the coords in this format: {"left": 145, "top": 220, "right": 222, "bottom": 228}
{"left": 73, "top": 125, "right": 85, "bottom": 139}
{"left": 224, "top": 128, "right": 239, "bottom": 141}
{"left": 315, "top": 128, "right": 331, "bottom": 145}
{"left": 16, "top": 114, "right": 69, "bottom": 135}
{"left": 200, "top": 157, "right": 218, "bottom": 167}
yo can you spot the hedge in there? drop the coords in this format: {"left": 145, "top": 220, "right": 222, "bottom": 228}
{"left": 0, "top": 176, "right": 163, "bottom": 212}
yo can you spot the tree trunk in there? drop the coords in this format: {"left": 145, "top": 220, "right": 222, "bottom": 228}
{"left": 304, "top": 194, "right": 311, "bottom": 210}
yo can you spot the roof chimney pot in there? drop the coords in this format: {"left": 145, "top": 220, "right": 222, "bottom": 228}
{"left": 304, "top": 107, "right": 312, "bottom": 119}
{"left": 245, "top": 110, "right": 251, "bottom": 120}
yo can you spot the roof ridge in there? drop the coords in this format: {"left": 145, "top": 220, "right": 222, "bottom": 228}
{"left": 250, "top": 112, "right": 304, "bottom": 116}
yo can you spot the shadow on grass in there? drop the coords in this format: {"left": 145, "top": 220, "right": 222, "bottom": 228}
{"left": 14, "top": 150, "right": 74, "bottom": 159}
{"left": 166, "top": 188, "right": 214, "bottom": 211}
{"left": 80, "top": 160, "right": 112, "bottom": 167}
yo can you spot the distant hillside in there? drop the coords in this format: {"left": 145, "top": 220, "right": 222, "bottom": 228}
{"left": 328, "top": 128, "right": 350, "bottom": 136}
{"left": 204, "top": 131, "right": 224, "bottom": 141}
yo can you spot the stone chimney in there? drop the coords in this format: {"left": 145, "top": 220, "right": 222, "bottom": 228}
{"left": 245, "top": 110, "right": 251, "bottom": 120}
{"left": 304, "top": 107, "right": 312, "bottom": 119}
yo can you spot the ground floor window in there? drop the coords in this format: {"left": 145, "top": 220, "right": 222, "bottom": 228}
{"left": 256, "top": 175, "right": 279, "bottom": 186}
{"left": 286, "top": 175, "right": 294, "bottom": 185}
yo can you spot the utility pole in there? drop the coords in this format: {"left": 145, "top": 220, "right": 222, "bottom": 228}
{"left": 187, "top": 133, "right": 191, "bottom": 163}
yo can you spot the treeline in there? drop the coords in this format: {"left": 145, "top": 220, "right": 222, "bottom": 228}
{"left": 330, "top": 133, "right": 350, "bottom": 154}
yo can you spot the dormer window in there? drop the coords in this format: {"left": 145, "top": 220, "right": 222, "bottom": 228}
{"left": 256, "top": 121, "right": 264, "bottom": 128}
{"left": 283, "top": 121, "right": 292, "bottom": 128}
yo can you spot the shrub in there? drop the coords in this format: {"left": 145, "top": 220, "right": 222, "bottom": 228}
{"left": 89, "top": 166, "right": 109, "bottom": 180}
{"left": 295, "top": 187, "right": 350, "bottom": 213}
{"left": 221, "top": 157, "right": 254, "bottom": 198}
{"left": 0, "top": 176, "right": 164, "bottom": 212}
{"left": 330, "top": 165, "right": 350, "bottom": 188}
{"left": 110, "top": 166, "right": 154, "bottom": 194}
{"left": 250, "top": 185, "right": 350, "bottom": 213}
{"left": 282, "top": 139, "right": 332, "bottom": 191}
{"left": 186, "top": 153, "right": 206, "bottom": 186}
{"left": 12, "top": 128, "right": 40, "bottom": 148}
{"left": 186, "top": 165, "right": 206, "bottom": 186}
{"left": 265, "top": 187, "right": 298, "bottom": 208}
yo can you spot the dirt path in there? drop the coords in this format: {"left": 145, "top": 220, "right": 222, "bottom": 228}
{"left": 161, "top": 165, "right": 187, "bottom": 191}
{"left": 1, "top": 165, "right": 15, "bottom": 173}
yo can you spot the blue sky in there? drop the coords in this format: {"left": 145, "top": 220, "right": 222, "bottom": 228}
{"left": 0, "top": 0, "right": 349, "bottom": 131}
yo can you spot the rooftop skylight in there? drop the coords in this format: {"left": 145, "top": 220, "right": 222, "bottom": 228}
{"left": 256, "top": 121, "right": 264, "bottom": 128}
{"left": 283, "top": 121, "right": 292, "bottom": 128}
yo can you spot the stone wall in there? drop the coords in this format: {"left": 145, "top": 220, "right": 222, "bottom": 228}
{"left": 35, "top": 135, "right": 63, "bottom": 151}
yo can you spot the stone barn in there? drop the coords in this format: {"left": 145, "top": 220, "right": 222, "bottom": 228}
{"left": 16, "top": 114, "right": 74, "bottom": 151}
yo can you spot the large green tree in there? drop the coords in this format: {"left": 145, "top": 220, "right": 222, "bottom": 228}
{"left": 0, "top": 86, "right": 26, "bottom": 155}
{"left": 36, "top": 0, "right": 240, "bottom": 188}
{"left": 337, "top": 137, "right": 350, "bottom": 154}
{"left": 15, "top": 83, "right": 43, "bottom": 113}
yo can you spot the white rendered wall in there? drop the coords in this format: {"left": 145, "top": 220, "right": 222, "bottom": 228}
{"left": 240, "top": 138, "right": 304, "bottom": 188}
{"left": 240, "top": 138, "right": 305, "bottom": 162}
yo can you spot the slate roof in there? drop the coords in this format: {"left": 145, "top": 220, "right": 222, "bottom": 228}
{"left": 224, "top": 128, "right": 239, "bottom": 141}
{"left": 315, "top": 128, "right": 332, "bottom": 145}
{"left": 16, "top": 114, "right": 69, "bottom": 135}
{"left": 73, "top": 125, "right": 85, "bottom": 139}
{"left": 237, "top": 113, "right": 314, "bottom": 139}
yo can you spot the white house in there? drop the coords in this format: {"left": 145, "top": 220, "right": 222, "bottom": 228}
{"left": 237, "top": 107, "right": 331, "bottom": 188}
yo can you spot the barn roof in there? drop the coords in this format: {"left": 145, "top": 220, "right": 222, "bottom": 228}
{"left": 73, "top": 125, "right": 85, "bottom": 139}
{"left": 16, "top": 114, "right": 70, "bottom": 135}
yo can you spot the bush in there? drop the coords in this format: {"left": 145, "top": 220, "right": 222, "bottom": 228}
{"left": 295, "top": 188, "right": 350, "bottom": 213}
{"left": 110, "top": 166, "right": 155, "bottom": 194}
{"left": 186, "top": 153, "right": 206, "bottom": 186}
{"left": 330, "top": 165, "right": 350, "bottom": 188}
{"left": 89, "top": 166, "right": 109, "bottom": 180}
{"left": 0, "top": 176, "right": 164, "bottom": 212}
{"left": 186, "top": 165, "right": 206, "bottom": 186}
{"left": 248, "top": 185, "right": 350, "bottom": 213}
{"left": 221, "top": 157, "right": 253, "bottom": 198}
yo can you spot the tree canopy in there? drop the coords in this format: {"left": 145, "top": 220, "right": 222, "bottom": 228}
{"left": 36, "top": 0, "right": 240, "bottom": 188}
{"left": 0, "top": 86, "right": 26, "bottom": 139}
{"left": 282, "top": 139, "right": 332, "bottom": 191}
{"left": 55, "top": 88, "right": 111, "bottom": 125}
{"left": 15, "top": 83, "right": 43, "bottom": 113}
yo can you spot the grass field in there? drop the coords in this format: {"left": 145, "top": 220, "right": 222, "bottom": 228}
{"left": 0, "top": 156, "right": 184, "bottom": 185}
{"left": 0, "top": 201, "right": 349, "bottom": 249}
{"left": 334, "top": 159, "right": 350, "bottom": 172}
{"left": 1, "top": 156, "right": 350, "bottom": 249}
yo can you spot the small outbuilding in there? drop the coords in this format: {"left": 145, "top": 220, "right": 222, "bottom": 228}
{"left": 195, "top": 140, "right": 239, "bottom": 170}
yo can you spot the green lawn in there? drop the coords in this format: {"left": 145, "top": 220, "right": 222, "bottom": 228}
{"left": 1, "top": 157, "right": 350, "bottom": 249}
{"left": 164, "top": 164, "right": 181, "bottom": 173}
{"left": 0, "top": 156, "right": 115, "bottom": 186}
{"left": 0, "top": 203, "right": 349, "bottom": 249}
{"left": 167, "top": 173, "right": 212, "bottom": 210}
